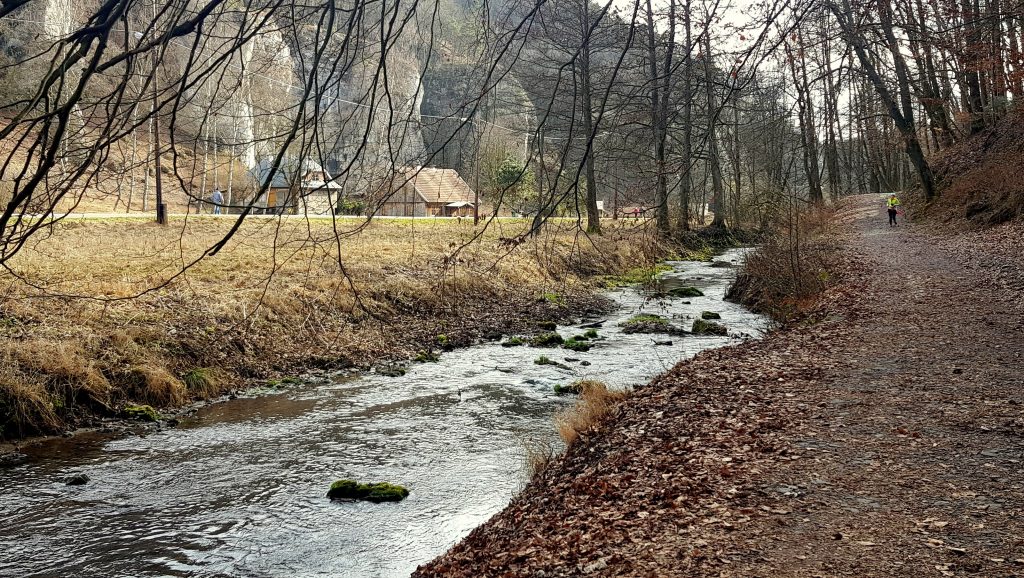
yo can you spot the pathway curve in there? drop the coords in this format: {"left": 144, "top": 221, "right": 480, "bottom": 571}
{"left": 415, "top": 195, "right": 1024, "bottom": 577}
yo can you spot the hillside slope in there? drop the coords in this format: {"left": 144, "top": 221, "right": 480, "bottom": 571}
{"left": 930, "top": 106, "right": 1024, "bottom": 226}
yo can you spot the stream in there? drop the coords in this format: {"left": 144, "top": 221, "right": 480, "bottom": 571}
{"left": 0, "top": 249, "right": 766, "bottom": 578}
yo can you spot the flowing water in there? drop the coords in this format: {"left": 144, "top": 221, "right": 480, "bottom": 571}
{"left": 0, "top": 249, "right": 766, "bottom": 578}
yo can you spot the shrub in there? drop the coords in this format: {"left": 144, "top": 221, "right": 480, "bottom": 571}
{"left": 555, "top": 381, "right": 628, "bottom": 445}
{"left": 726, "top": 206, "right": 839, "bottom": 322}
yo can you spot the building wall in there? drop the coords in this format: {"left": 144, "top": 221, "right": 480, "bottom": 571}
{"left": 380, "top": 200, "right": 426, "bottom": 217}
{"left": 300, "top": 192, "right": 335, "bottom": 216}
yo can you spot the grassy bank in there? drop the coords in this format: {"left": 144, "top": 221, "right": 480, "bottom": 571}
{"left": 0, "top": 215, "right": 691, "bottom": 440}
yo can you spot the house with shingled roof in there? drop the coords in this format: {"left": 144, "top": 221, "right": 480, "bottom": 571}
{"left": 378, "top": 167, "right": 476, "bottom": 217}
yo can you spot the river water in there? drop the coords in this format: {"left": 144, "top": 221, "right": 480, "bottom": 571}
{"left": 0, "top": 249, "right": 765, "bottom": 578}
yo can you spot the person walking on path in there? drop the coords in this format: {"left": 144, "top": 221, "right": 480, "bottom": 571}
{"left": 886, "top": 193, "right": 901, "bottom": 227}
{"left": 210, "top": 189, "right": 224, "bottom": 215}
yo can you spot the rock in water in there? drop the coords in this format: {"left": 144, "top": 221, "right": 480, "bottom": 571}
{"left": 65, "top": 473, "right": 90, "bottom": 486}
{"left": 691, "top": 319, "right": 728, "bottom": 336}
{"left": 668, "top": 286, "right": 704, "bottom": 298}
{"left": 701, "top": 311, "right": 722, "bottom": 320}
{"left": 327, "top": 479, "right": 409, "bottom": 503}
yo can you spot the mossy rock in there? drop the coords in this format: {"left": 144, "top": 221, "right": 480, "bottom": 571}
{"left": 701, "top": 311, "right": 722, "bottom": 320}
{"left": 710, "top": 260, "right": 734, "bottom": 268}
{"left": 553, "top": 382, "right": 583, "bottom": 395}
{"left": 376, "top": 365, "right": 407, "bottom": 378}
{"left": 535, "top": 356, "right": 571, "bottom": 370}
{"left": 529, "top": 332, "right": 564, "bottom": 347}
{"left": 553, "top": 379, "right": 605, "bottom": 396}
{"left": 668, "top": 286, "right": 704, "bottom": 298}
{"left": 414, "top": 350, "right": 440, "bottom": 363}
{"left": 537, "top": 321, "right": 557, "bottom": 331}
{"left": 327, "top": 479, "right": 409, "bottom": 503}
{"left": 123, "top": 404, "right": 161, "bottom": 422}
{"left": 583, "top": 329, "right": 600, "bottom": 339}
{"left": 562, "top": 338, "right": 591, "bottom": 352}
{"left": 620, "top": 314, "right": 686, "bottom": 336}
{"left": 691, "top": 319, "right": 728, "bottom": 336}
{"left": 501, "top": 336, "right": 526, "bottom": 347}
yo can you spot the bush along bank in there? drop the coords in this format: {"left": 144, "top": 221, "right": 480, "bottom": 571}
{"left": 726, "top": 208, "right": 842, "bottom": 323}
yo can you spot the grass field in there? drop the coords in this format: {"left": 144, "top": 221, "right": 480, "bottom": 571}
{"left": 0, "top": 215, "right": 680, "bottom": 439}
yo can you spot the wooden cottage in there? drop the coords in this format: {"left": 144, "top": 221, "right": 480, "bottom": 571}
{"left": 252, "top": 157, "right": 343, "bottom": 215}
{"left": 379, "top": 167, "right": 476, "bottom": 217}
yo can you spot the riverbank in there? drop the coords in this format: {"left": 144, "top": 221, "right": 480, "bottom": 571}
{"left": 0, "top": 249, "right": 765, "bottom": 577}
{"left": 415, "top": 195, "right": 1024, "bottom": 576}
{"left": 0, "top": 216, "right": 720, "bottom": 442}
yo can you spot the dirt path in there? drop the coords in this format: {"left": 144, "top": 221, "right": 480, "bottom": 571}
{"left": 415, "top": 195, "right": 1024, "bottom": 577}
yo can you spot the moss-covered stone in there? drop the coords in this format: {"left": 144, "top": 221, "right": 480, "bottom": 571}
{"left": 668, "top": 286, "right": 704, "bottom": 298}
{"left": 414, "top": 350, "right": 440, "bottom": 363}
{"left": 562, "top": 338, "right": 592, "bottom": 352}
{"left": 530, "top": 332, "right": 564, "bottom": 347}
{"left": 691, "top": 319, "right": 728, "bottom": 336}
{"left": 553, "top": 382, "right": 582, "bottom": 395}
{"left": 620, "top": 314, "right": 686, "bottom": 336}
{"left": 123, "top": 404, "right": 160, "bottom": 422}
{"left": 376, "top": 365, "right": 407, "bottom": 377}
{"left": 327, "top": 479, "right": 410, "bottom": 502}
{"left": 583, "top": 329, "right": 600, "bottom": 339}
{"left": 701, "top": 311, "right": 722, "bottom": 320}
{"left": 535, "top": 356, "right": 571, "bottom": 370}
{"left": 537, "top": 321, "right": 557, "bottom": 331}
{"left": 501, "top": 336, "right": 526, "bottom": 347}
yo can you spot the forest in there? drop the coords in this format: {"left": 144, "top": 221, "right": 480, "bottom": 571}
{"left": 0, "top": 0, "right": 1019, "bottom": 249}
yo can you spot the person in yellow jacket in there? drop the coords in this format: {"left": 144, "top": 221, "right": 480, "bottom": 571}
{"left": 886, "top": 193, "right": 901, "bottom": 227}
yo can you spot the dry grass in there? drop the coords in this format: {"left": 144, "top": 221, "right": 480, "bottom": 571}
{"left": 0, "top": 215, "right": 670, "bottom": 439}
{"left": 555, "top": 380, "right": 629, "bottom": 446}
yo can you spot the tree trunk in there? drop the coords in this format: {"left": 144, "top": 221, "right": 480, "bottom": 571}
{"left": 703, "top": 33, "right": 726, "bottom": 228}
